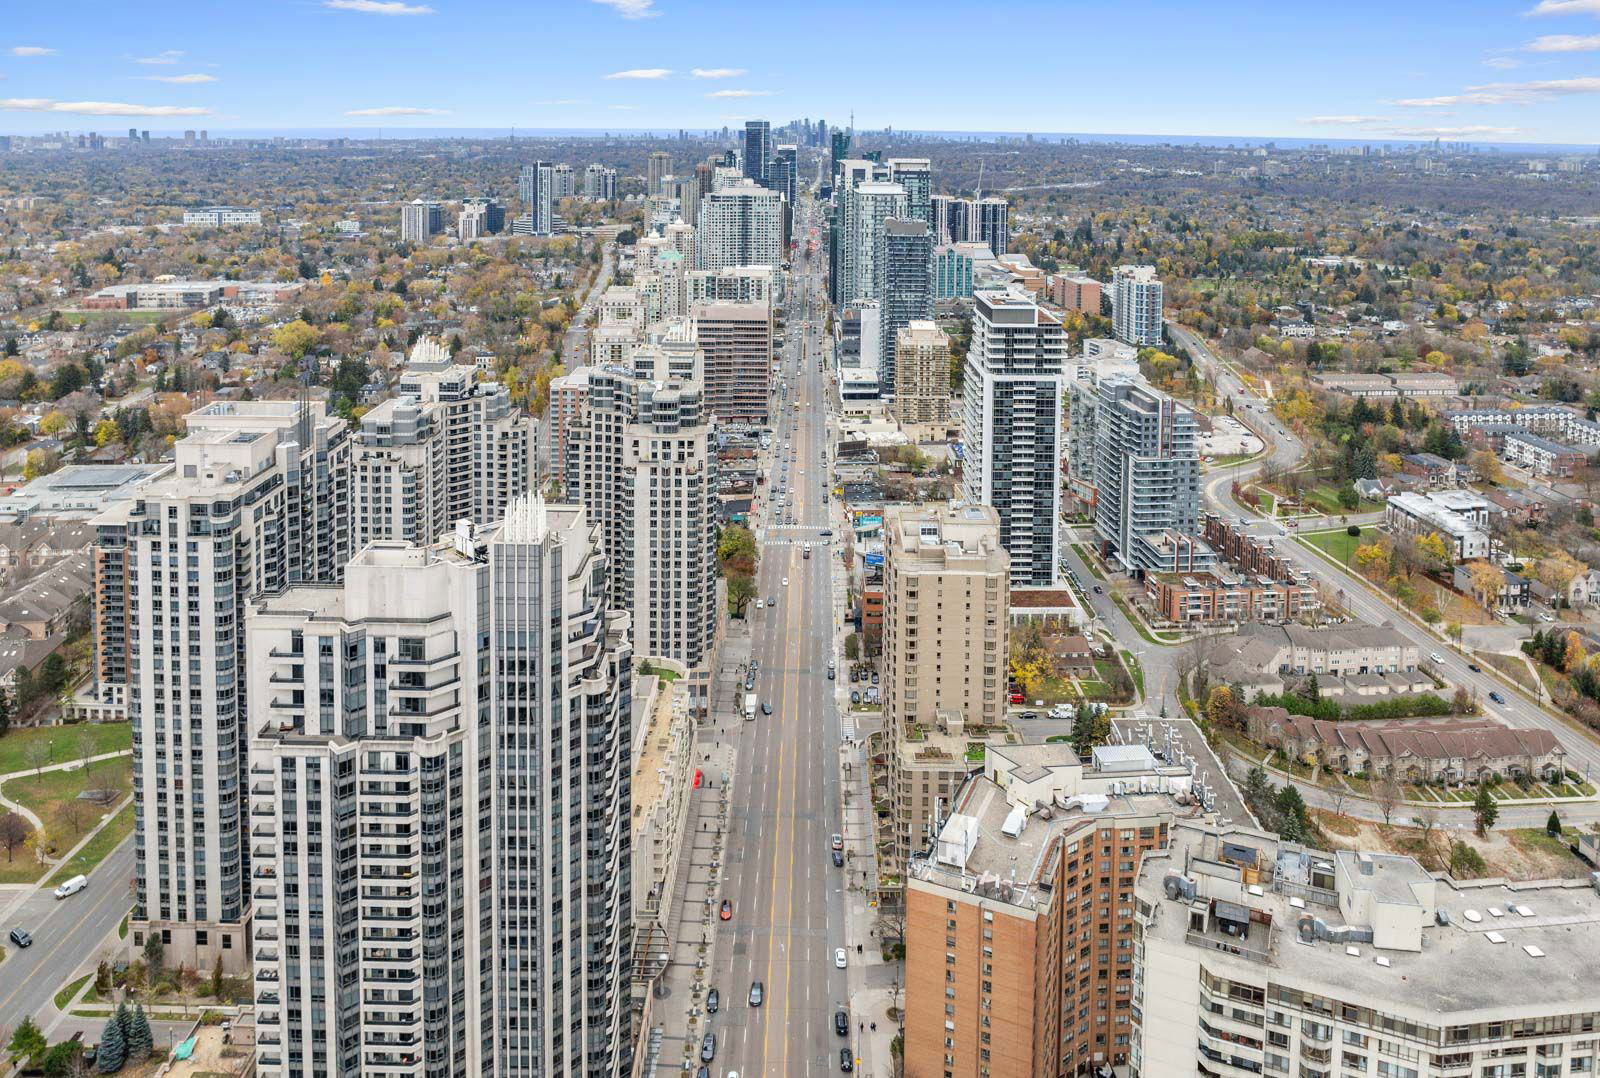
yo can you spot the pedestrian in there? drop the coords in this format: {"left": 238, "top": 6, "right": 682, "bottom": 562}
{"left": 870, "top": 1022, "right": 876, "bottom": 1032}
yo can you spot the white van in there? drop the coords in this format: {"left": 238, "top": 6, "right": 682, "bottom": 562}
{"left": 53, "top": 874, "right": 87, "bottom": 900}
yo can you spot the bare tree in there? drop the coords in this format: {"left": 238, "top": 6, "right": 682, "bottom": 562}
{"left": 0, "top": 812, "right": 28, "bottom": 861}
{"left": 1374, "top": 772, "right": 1402, "bottom": 827}
{"left": 60, "top": 796, "right": 87, "bottom": 837}
{"left": 1416, "top": 805, "right": 1441, "bottom": 866}
{"left": 76, "top": 727, "right": 98, "bottom": 786}
{"left": 1329, "top": 787, "right": 1348, "bottom": 820}
{"left": 25, "top": 739, "right": 50, "bottom": 777}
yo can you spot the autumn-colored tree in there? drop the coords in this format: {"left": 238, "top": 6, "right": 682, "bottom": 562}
{"left": 271, "top": 319, "right": 321, "bottom": 360}
{"left": 1414, "top": 532, "right": 1451, "bottom": 571}
{"left": 1564, "top": 632, "right": 1587, "bottom": 673}
{"left": 1466, "top": 560, "right": 1505, "bottom": 608}
{"left": 1204, "top": 685, "right": 1235, "bottom": 727}
{"left": 93, "top": 419, "right": 120, "bottom": 447}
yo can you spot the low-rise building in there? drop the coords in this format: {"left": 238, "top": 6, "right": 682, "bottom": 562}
{"left": 80, "top": 279, "right": 302, "bottom": 311}
{"left": 1145, "top": 570, "right": 1319, "bottom": 625}
{"left": 1502, "top": 428, "right": 1587, "bottom": 477}
{"left": 1384, "top": 490, "right": 1491, "bottom": 561}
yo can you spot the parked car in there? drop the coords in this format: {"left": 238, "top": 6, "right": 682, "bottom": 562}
{"left": 834, "top": 948, "right": 848, "bottom": 968}
{"left": 701, "top": 1033, "right": 717, "bottom": 1063}
{"left": 840, "top": 1049, "right": 854, "bottom": 1072}
{"left": 835, "top": 1009, "right": 849, "bottom": 1036}
{"left": 831, "top": 849, "right": 844, "bottom": 867}
{"left": 707, "top": 988, "right": 720, "bottom": 1013}
{"left": 831, "top": 833, "right": 844, "bottom": 851}
{"left": 827, "top": 669, "right": 835, "bottom": 680}
{"left": 719, "top": 899, "right": 733, "bottom": 921}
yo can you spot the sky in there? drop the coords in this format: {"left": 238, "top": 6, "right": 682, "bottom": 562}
{"left": 4, "top": 0, "right": 1600, "bottom": 145}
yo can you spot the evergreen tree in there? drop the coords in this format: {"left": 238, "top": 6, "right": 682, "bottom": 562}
{"left": 126, "top": 1004, "right": 153, "bottom": 1062}
{"left": 97, "top": 1011, "right": 126, "bottom": 1073}
{"left": 1473, "top": 784, "right": 1499, "bottom": 837}
{"left": 1547, "top": 809, "right": 1563, "bottom": 837}
{"left": 143, "top": 929, "right": 164, "bottom": 971}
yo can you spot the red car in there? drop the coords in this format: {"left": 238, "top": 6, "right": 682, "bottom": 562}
{"left": 719, "top": 899, "right": 733, "bottom": 921}
{"left": 1008, "top": 692, "right": 1023, "bottom": 704}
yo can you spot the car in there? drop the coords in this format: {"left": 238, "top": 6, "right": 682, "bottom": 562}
{"left": 1092, "top": 585, "right": 1104, "bottom": 594}
{"left": 850, "top": 691, "right": 861, "bottom": 704}
{"left": 782, "top": 577, "right": 789, "bottom": 587}
{"left": 719, "top": 899, "right": 733, "bottom": 921}
{"left": 1008, "top": 691, "right": 1024, "bottom": 704}
{"left": 1540, "top": 612, "right": 1557, "bottom": 623}
{"left": 832, "top": 849, "right": 844, "bottom": 867}
{"left": 840, "top": 1049, "right": 854, "bottom": 1072}
{"left": 701, "top": 1032, "right": 717, "bottom": 1063}
{"left": 707, "top": 988, "right": 720, "bottom": 1013}
{"left": 870, "top": 672, "right": 878, "bottom": 685}
{"left": 1468, "top": 663, "right": 1482, "bottom": 673}
{"left": 835, "top": 948, "right": 847, "bottom": 968}
{"left": 8, "top": 928, "right": 31, "bottom": 948}
{"left": 820, "top": 529, "right": 833, "bottom": 538}
{"left": 1489, "top": 691, "right": 1507, "bottom": 706}
{"left": 831, "top": 833, "right": 844, "bottom": 851}
{"left": 1430, "top": 652, "right": 1444, "bottom": 664}
{"left": 749, "top": 981, "right": 765, "bottom": 1007}
{"left": 53, "top": 874, "right": 87, "bottom": 900}
{"left": 835, "top": 1009, "right": 849, "bottom": 1036}
{"left": 827, "top": 669, "right": 835, "bottom": 680}
{"left": 768, "top": 596, "right": 777, "bottom": 607}
{"left": 850, "top": 669, "right": 859, "bottom": 683}
{"left": 761, "top": 701, "right": 772, "bottom": 716}
{"left": 755, "top": 599, "right": 764, "bottom": 610}
{"left": 1019, "top": 711, "right": 1038, "bottom": 721}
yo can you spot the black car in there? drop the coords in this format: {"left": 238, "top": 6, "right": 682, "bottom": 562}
{"left": 700, "top": 1032, "right": 716, "bottom": 1063}
{"left": 827, "top": 669, "right": 835, "bottom": 680}
{"left": 761, "top": 701, "right": 772, "bottom": 716}
{"left": 1489, "top": 691, "right": 1507, "bottom": 705}
{"left": 1019, "top": 711, "right": 1038, "bottom": 721}
{"left": 819, "top": 529, "right": 833, "bottom": 538}
{"left": 840, "top": 1049, "right": 854, "bottom": 1072}
{"left": 697, "top": 1068, "right": 709, "bottom": 1078}
{"left": 1468, "top": 663, "right": 1482, "bottom": 673}
{"left": 707, "top": 988, "right": 720, "bottom": 1013}
{"left": 835, "top": 1009, "right": 849, "bottom": 1036}
{"left": 831, "top": 849, "right": 844, "bottom": 868}
{"left": 8, "top": 928, "right": 31, "bottom": 948}
{"left": 749, "top": 981, "right": 765, "bottom": 1007}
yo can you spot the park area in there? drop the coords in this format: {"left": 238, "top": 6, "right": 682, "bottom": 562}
{"left": 0, "top": 722, "right": 133, "bottom": 884}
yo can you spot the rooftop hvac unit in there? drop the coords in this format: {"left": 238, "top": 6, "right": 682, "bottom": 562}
{"left": 1001, "top": 804, "right": 1027, "bottom": 839}
{"left": 1163, "top": 872, "right": 1197, "bottom": 903}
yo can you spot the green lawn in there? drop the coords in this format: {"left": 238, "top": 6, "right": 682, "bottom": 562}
{"left": 1300, "top": 526, "right": 1374, "bottom": 567}
{"left": 1069, "top": 545, "right": 1106, "bottom": 581}
{"left": 7, "top": 755, "right": 133, "bottom": 847}
{"left": 1120, "top": 651, "right": 1145, "bottom": 698}
{"left": 1301, "top": 484, "right": 1382, "bottom": 516}
{"left": 54, "top": 974, "right": 91, "bottom": 1011}
{"left": 43, "top": 802, "right": 133, "bottom": 886}
{"left": 0, "top": 724, "right": 131, "bottom": 778}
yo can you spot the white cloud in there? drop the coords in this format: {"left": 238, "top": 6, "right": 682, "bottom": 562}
{"left": 139, "top": 73, "right": 217, "bottom": 84}
{"left": 1484, "top": 56, "right": 1522, "bottom": 68}
{"left": 604, "top": 67, "right": 671, "bottom": 79}
{"left": 324, "top": 0, "right": 434, "bottom": 14}
{"left": 1526, "top": 0, "right": 1600, "bottom": 14}
{"left": 706, "top": 88, "right": 775, "bottom": 99}
{"left": 345, "top": 106, "right": 449, "bottom": 116}
{"left": 10, "top": 46, "right": 55, "bottom": 57}
{"left": 134, "top": 50, "right": 184, "bottom": 65}
{"left": 1299, "top": 115, "right": 1385, "bottom": 125}
{"left": 1378, "top": 124, "right": 1523, "bottom": 137}
{"left": 1395, "top": 75, "right": 1600, "bottom": 106}
{"left": 1524, "top": 33, "right": 1600, "bottom": 50}
{"left": 591, "top": 0, "right": 658, "bottom": 18}
{"left": 691, "top": 68, "right": 745, "bottom": 79}
{"left": 0, "top": 97, "right": 211, "bottom": 116}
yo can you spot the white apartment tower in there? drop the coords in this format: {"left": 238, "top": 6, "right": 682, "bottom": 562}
{"left": 694, "top": 180, "right": 784, "bottom": 271}
{"left": 401, "top": 200, "right": 442, "bottom": 244}
{"left": 1112, "top": 264, "right": 1165, "bottom": 347}
{"left": 583, "top": 163, "right": 618, "bottom": 201}
{"left": 960, "top": 288, "right": 1066, "bottom": 587}
{"left": 1090, "top": 373, "right": 1205, "bottom": 573}
{"left": 249, "top": 499, "right": 634, "bottom": 1078}
{"left": 840, "top": 180, "right": 908, "bottom": 304}
{"left": 106, "top": 400, "right": 351, "bottom": 973}
{"left": 359, "top": 340, "right": 531, "bottom": 543}
{"left": 566, "top": 326, "right": 718, "bottom": 672}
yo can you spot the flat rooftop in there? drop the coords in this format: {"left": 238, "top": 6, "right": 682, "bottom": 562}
{"left": 1138, "top": 822, "right": 1600, "bottom": 1017}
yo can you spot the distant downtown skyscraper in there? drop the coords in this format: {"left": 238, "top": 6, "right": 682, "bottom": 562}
{"left": 743, "top": 119, "right": 771, "bottom": 185}
{"left": 960, "top": 288, "right": 1067, "bottom": 586}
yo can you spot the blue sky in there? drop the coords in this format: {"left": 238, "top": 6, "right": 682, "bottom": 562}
{"left": 4, "top": 0, "right": 1600, "bottom": 144}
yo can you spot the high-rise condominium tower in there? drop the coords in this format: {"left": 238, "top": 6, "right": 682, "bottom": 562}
{"left": 104, "top": 401, "right": 351, "bottom": 973}
{"left": 518, "top": 162, "right": 555, "bottom": 236}
{"left": 743, "top": 120, "right": 771, "bottom": 185}
{"left": 646, "top": 150, "right": 672, "bottom": 197}
{"left": 1090, "top": 374, "right": 1202, "bottom": 573}
{"left": 249, "top": 498, "right": 634, "bottom": 1078}
{"left": 960, "top": 288, "right": 1066, "bottom": 586}
{"left": 1112, "top": 265, "right": 1164, "bottom": 347}
{"left": 694, "top": 181, "right": 784, "bottom": 271}
{"left": 875, "top": 218, "right": 932, "bottom": 391}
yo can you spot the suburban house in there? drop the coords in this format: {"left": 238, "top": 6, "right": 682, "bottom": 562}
{"left": 1246, "top": 707, "right": 1568, "bottom": 785}
{"left": 1047, "top": 633, "right": 1096, "bottom": 676}
{"left": 1452, "top": 564, "right": 1531, "bottom": 611}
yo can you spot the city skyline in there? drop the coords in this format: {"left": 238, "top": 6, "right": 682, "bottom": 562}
{"left": 2, "top": 1, "right": 1600, "bottom": 144}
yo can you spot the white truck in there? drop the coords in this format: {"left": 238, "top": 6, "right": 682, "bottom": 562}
{"left": 744, "top": 692, "right": 758, "bottom": 721}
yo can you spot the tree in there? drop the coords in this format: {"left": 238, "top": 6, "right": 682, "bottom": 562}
{"left": 716, "top": 525, "right": 757, "bottom": 566}
{"left": 143, "top": 929, "right": 165, "bottom": 972}
{"left": 270, "top": 319, "right": 321, "bottom": 360}
{"left": 1468, "top": 449, "right": 1504, "bottom": 485}
{"left": 1374, "top": 772, "right": 1401, "bottom": 826}
{"left": 0, "top": 811, "right": 27, "bottom": 861}
{"left": 1473, "top": 783, "right": 1499, "bottom": 837}
{"left": 1274, "top": 784, "right": 1311, "bottom": 843}
{"left": 1204, "top": 685, "right": 1235, "bottom": 727}
{"left": 92, "top": 419, "right": 119, "bottom": 448}
{"left": 726, "top": 574, "right": 755, "bottom": 617}
{"left": 126, "top": 1005, "right": 152, "bottom": 1062}
{"left": 1414, "top": 532, "right": 1451, "bottom": 571}
{"left": 8, "top": 1016, "right": 46, "bottom": 1062}
{"left": 1416, "top": 806, "right": 1440, "bottom": 863}
{"left": 1547, "top": 809, "right": 1563, "bottom": 837}
{"left": 22, "top": 448, "right": 62, "bottom": 481}
{"left": 844, "top": 634, "right": 860, "bottom": 661}
{"left": 211, "top": 955, "right": 225, "bottom": 1000}
{"left": 97, "top": 1011, "right": 126, "bottom": 1073}
{"left": 1449, "top": 839, "right": 1487, "bottom": 877}
{"left": 24, "top": 738, "right": 49, "bottom": 775}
